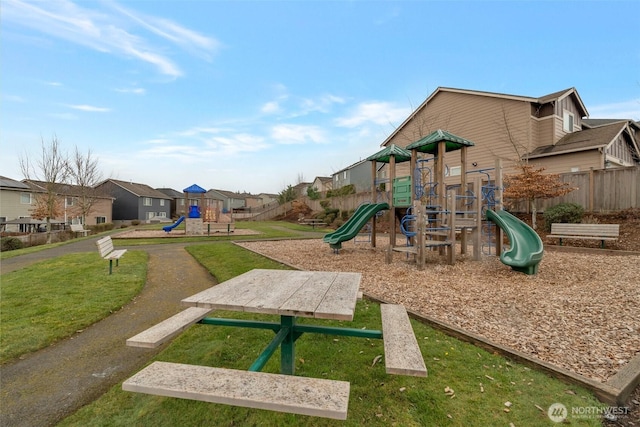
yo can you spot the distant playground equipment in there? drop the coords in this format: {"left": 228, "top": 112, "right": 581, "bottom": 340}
{"left": 164, "top": 184, "right": 235, "bottom": 235}
{"left": 323, "top": 129, "right": 544, "bottom": 275}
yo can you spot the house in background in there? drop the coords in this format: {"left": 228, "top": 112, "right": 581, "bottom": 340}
{"left": 379, "top": 87, "right": 640, "bottom": 181}
{"left": 96, "top": 179, "right": 170, "bottom": 221}
{"left": 207, "top": 189, "right": 246, "bottom": 213}
{"left": 258, "top": 193, "right": 278, "bottom": 206}
{"left": 309, "top": 176, "right": 333, "bottom": 195}
{"left": 0, "top": 176, "right": 34, "bottom": 231}
{"left": 1, "top": 176, "right": 113, "bottom": 232}
{"left": 156, "top": 187, "right": 185, "bottom": 219}
{"left": 24, "top": 180, "right": 113, "bottom": 226}
{"left": 332, "top": 160, "right": 383, "bottom": 193}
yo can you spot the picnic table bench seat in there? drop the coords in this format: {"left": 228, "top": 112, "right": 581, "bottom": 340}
{"left": 96, "top": 236, "right": 127, "bottom": 274}
{"left": 70, "top": 224, "right": 90, "bottom": 236}
{"left": 122, "top": 361, "right": 350, "bottom": 420}
{"left": 547, "top": 223, "right": 619, "bottom": 248}
{"left": 380, "top": 304, "right": 427, "bottom": 377}
{"left": 127, "top": 307, "right": 214, "bottom": 348}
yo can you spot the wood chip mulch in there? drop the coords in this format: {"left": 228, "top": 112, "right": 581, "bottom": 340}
{"left": 237, "top": 237, "right": 640, "bottom": 384}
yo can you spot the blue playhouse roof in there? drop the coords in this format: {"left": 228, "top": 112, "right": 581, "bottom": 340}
{"left": 183, "top": 184, "right": 207, "bottom": 194}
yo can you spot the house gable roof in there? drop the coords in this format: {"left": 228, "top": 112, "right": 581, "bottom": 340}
{"left": 0, "top": 176, "right": 30, "bottom": 190}
{"left": 381, "top": 86, "right": 588, "bottom": 147}
{"left": 526, "top": 121, "right": 633, "bottom": 158}
{"left": 102, "top": 179, "right": 170, "bottom": 199}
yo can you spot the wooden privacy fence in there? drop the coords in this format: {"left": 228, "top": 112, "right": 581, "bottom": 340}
{"left": 531, "top": 166, "right": 639, "bottom": 213}
{"left": 246, "top": 166, "right": 638, "bottom": 221}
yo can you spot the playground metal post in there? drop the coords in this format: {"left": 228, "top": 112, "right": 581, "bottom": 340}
{"left": 494, "top": 158, "right": 504, "bottom": 256}
{"left": 370, "top": 160, "right": 377, "bottom": 248}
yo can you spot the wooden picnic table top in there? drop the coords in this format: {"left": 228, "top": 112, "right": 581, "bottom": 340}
{"left": 182, "top": 269, "right": 362, "bottom": 321}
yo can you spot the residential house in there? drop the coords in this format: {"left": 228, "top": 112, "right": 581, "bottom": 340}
{"left": 258, "top": 192, "right": 279, "bottom": 206}
{"left": 0, "top": 176, "right": 113, "bottom": 232}
{"left": 95, "top": 179, "right": 171, "bottom": 221}
{"left": 379, "top": 87, "right": 640, "bottom": 181}
{"left": 332, "top": 160, "right": 382, "bottom": 193}
{"left": 0, "top": 176, "right": 34, "bottom": 231}
{"left": 207, "top": 189, "right": 246, "bottom": 213}
{"left": 310, "top": 176, "right": 333, "bottom": 195}
{"left": 157, "top": 187, "right": 185, "bottom": 219}
{"left": 292, "top": 182, "right": 313, "bottom": 198}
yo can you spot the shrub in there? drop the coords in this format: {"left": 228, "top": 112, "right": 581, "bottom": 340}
{"left": 131, "top": 220, "right": 141, "bottom": 226}
{"left": 1, "top": 237, "right": 24, "bottom": 252}
{"left": 543, "top": 203, "right": 584, "bottom": 232}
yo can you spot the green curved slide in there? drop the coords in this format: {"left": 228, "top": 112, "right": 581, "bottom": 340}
{"left": 485, "top": 209, "right": 544, "bottom": 275}
{"left": 324, "top": 203, "right": 389, "bottom": 251}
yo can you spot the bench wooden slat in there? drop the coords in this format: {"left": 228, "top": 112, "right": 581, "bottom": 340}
{"left": 70, "top": 224, "right": 89, "bottom": 236}
{"left": 549, "top": 223, "right": 619, "bottom": 237}
{"left": 380, "top": 304, "right": 427, "bottom": 377}
{"left": 127, "top": 307, "right": 214, "bottom": 348}
{"left": 122, "top": 362, "right": 350, "bottom": 420}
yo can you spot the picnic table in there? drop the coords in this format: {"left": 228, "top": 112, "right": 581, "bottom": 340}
{"left": 123, "top": 269, "right": 426, "bottom": 419}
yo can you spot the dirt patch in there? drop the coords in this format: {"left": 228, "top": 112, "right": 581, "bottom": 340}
{"left": 116, "top": 228, "right": 260, "bottom": 238}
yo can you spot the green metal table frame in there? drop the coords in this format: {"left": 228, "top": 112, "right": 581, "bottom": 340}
{"left": 199, "top": 315, "right": 383, "bottom": 375}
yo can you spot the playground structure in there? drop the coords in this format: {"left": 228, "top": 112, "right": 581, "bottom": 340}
{"left": 163, "top": 184, "right": 234, "bottom": 235}
{"left": 324, "top": 129, "right": 544, "bottom": 275}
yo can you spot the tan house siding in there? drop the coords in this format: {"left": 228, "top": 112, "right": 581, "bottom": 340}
{"left": 384, "top": 91, "right": 534, "bottom": 180}
{"left": 606, "top": 133, "right": 637, "bottom": 166}
{"left": 528, "top": 151, "right": 603, "bottom": 174}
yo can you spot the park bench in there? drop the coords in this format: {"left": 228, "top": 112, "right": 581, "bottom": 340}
{"left": 70, "top": 224, "right": 90, "bottom": 237}
{"left": 380, "top": 304, "right": 427, "bottom": 377}
{"left": 548, "top": 223, "right": 619, "bottom": 248}
{"left": 96, "top": 236, "right": 127, "bottom": 274}
{"left": 127, "top": 307, "right": 214, "bottom": 348}
{"left": 122, "top": 361, "right": 351, "bottom": 420}
{"left": 299, "top": 218, "right": 327, "bottom": 229}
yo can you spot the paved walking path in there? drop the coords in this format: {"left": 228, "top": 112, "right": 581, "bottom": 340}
{"left": 1, "top": 237, "right": 218, "bottom": 427}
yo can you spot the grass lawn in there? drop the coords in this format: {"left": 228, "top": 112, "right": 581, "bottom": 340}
{"left": 0, "top": 251, "right": 147, "bottom": 363}
{"left": 59, "top": 242, "right": 605, "bottom": 426}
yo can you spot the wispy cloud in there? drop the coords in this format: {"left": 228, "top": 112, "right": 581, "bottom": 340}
{"left": 114, "top": 87, "right": 146, "bottom": 95}
{"left": 588, "top": 99, "right": 640, "bottom": 121}
{"left": 67, "top": 104, "right": 111, "bottom": 112}
{"left": 335, "top": 101, "right": 411, "bottom": 128}
{"left": 271, "top": 124, "right": 327, "bottom": 145}
{"left": 3, "top": 0, "right": 220, "bottom": 78}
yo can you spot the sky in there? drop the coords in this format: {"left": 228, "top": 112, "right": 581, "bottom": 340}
{"left": 1, "top": 0, "right": 639, "bottom": 195}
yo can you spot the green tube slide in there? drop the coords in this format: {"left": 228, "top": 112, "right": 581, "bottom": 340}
{"left": 324, "top": 203, "right": 389, "bottom": 251}
{"left": 485, "top": 209, "right": 544, "bottom": 275}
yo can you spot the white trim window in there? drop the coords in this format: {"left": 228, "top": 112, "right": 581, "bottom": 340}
{"left": 563, "top": 110, "right": 575, "bottom": 132}
{"left": 143, "top": 197, "right": 152, "bottom": 206}
{"left": 20, "top": 192, "right": 33, "bottom": 204}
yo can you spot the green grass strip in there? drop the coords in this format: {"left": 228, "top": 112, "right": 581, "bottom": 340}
{"left": 0, "top": 251, "right": 147, "bottom": 363}
{"left": 60, "top": 243, "right": 604, "bottom": 426}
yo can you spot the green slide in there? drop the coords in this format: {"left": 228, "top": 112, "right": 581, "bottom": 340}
{"left": 485, "top": 209, "right": 544, "bottom": 275}
{"left": 324, "top": 203, "right": 389, "bottom": 251}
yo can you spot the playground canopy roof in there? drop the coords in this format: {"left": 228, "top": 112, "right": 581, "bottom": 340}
{"left": 406, "top": 129, "right": 475, "bottom": 154}
{"left": 366, "top": 144, "right": 412, "bottom": 163}
{"left": 183, "top": 184, "right": 207, "bottom": 194}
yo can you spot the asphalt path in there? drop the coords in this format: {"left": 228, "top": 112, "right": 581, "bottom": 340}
{"left": 1, "top": 237, "right": 218, "bottom": 427}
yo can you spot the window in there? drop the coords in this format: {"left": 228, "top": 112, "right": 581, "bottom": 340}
{"left": 447, "top": 166, "right": 462, "bottom": 177}
{"left": 143, "top": 197, "right": 152, "bottom": 206}
{"left": 66, "top": 197, "right": 75, "bottom": 206}
{"left": 570, "top": 167, "right": 579, "bottom": 173}
{"left": 96, "top": 216, "right": 106, "bottom": 224}
{"left": 20, "top": 192, "right": 32, "bottom": 204}
{"left": 160, "top": 199, "right": 165, "bottom": 206}
{"left": 563, "top": 110, "right": 574, "bottom": 132}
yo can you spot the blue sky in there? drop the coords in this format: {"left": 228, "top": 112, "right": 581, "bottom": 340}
{"left": 1, "top": 1, "right": 639, "bottom": 194}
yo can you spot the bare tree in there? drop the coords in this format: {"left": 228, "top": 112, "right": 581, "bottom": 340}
{"left": 68, "top": 146, "right": 103, "bottom": 225}
{"left": 20, "top": 136, "right": 69, "bottom": 243}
